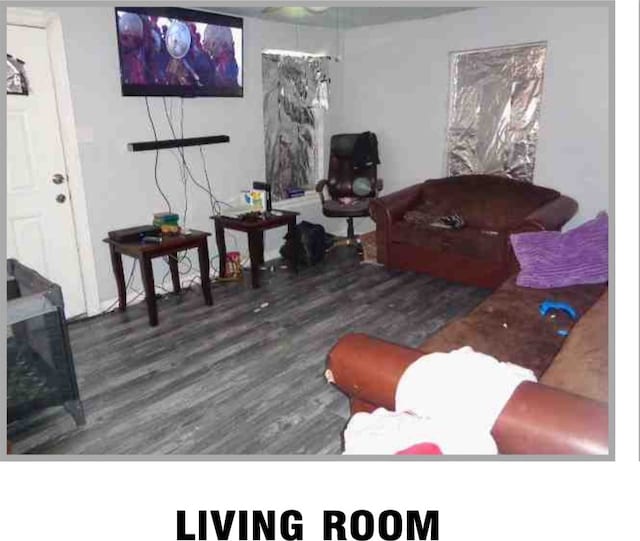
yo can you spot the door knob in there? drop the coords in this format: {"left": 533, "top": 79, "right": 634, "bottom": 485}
{"left": 56, "top": 194, "right": 66, "bottom": 203}
{"left": 52, "top": 173, "right": 65, "bottom": 184}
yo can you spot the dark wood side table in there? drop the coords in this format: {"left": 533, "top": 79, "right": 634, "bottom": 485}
{"left": 103, "top": 230, "right": 212, "bottom": 327}
{"left": 212, "top": 210, "right": 299, "bottom": 288}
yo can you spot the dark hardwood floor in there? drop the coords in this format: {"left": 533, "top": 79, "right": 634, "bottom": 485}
{"left": 8, "top": 250, "right": 490, "bottom": 455}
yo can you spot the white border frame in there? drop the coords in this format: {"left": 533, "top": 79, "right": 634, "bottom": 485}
{"left": 7, "top": 7, "right": 101, "bottom": 316}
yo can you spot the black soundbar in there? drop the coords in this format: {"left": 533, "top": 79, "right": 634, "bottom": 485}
{"left": 128, "top": 135, "right": 230, "bottom": 152}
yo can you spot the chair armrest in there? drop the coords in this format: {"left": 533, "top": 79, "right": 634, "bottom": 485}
{"left": 326, "top": 333, "right": 419, "bottom": 410}
{"left": 514, "top": 195, "right": 578, "bottom": 233}
{"left": 368, "top": 183, "right": 422, "bottom": 265}
{"left": 506, "top": 195, "right": 579, "bottom": 273}
{"left": 492, "top": 381, "right": 608, "bottom": 455}
{"left": 315, "top": 179, "right": 329, "bottom": 204}
{"left": 326, "top": 333, "right": 608, "bottom": 455}
{"left": 369, "top": 183, "right": 422, "bottom": 225}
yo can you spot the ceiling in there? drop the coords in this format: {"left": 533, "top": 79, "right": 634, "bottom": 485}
{"left": 208, "top": 6, "right": 475, "bottom": 28}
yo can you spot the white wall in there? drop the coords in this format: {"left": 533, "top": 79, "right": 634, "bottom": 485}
{"left": 54, "top": 7, "right": 345, "bottom": 305}
{"left": 339, "top": 5, "right": 610, "bottom": 227}
{"left": 53, "top": 5, "right": 609, "bottom": 308}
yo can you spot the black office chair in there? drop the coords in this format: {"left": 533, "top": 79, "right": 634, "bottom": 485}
{"left": 315, "top": 132, "right": 383, "bottom": 249}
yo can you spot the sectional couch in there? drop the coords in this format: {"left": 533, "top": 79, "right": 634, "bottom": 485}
{"left": 327, "top": 277, "right": 609, "bottom": 455}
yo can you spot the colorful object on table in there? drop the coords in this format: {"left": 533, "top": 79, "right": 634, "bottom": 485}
{"left": 153, "top": 212, "right": 180, "bottom": 235}
{"left": 160, "top": 224, "right": 180, "bottom": 234}
{"left": 539, "top": 300, "right": 578, "bottom": 321}
{"left": 243, "top": 189, "right": 266, "bottom": 211}
{"left": 153, "top": 212, "right": 179, "bottom": 224}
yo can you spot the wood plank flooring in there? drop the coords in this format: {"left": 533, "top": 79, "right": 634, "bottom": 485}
{"left": 7, "top": 251, "right": 490, "bottom": 455}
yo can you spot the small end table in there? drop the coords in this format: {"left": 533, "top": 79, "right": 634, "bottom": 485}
{"left": 212, "top": 210, "right": 299, "bottom": 288}
{"left": 104, "top": 229, "right": 212, "bottom": 326}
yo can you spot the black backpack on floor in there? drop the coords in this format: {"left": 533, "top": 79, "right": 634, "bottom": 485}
{"left": 280, "top": 221, "right": 333, "bottom": 266}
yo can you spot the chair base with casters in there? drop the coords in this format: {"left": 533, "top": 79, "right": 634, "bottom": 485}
{"left": 319, "top": 198, "right": 370, "bottom": 253}
{"left": 315, "top": 132, "right": 383, "bottom": 255}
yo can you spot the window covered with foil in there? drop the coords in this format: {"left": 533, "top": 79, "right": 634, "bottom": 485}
{"left": 446, "top": 42, "right": 547, "bottom": 183}
{"left": 262, "top": 53, "right": 330, "bottom": 200}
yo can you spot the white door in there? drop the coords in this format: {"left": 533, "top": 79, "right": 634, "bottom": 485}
{"left": 6, "top": 24, "right": 86, "bottom": 317}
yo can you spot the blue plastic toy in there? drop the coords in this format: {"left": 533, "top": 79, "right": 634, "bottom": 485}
{"left": 539, "top": 300, "right": 578, "bottom": 338}
{"left": 539, "top": 300, "right": 578, "bottom": 320}
{"left": 540, "top": 300, "right": 578, "bottom": 321}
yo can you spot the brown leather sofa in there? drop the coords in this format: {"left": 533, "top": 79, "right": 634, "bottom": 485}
{"left": 370, "top": 174, "right": 578, "bottom": 288}
{"left": 327, "top": 277, "right": 609, "bottom": 455}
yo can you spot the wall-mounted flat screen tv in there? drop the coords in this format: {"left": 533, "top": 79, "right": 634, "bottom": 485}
{"left": 115, "top": 7, "right": 243, "bottom": 97}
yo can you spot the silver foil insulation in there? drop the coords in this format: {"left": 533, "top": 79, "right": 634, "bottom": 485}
{"left": 262, "top": 53, "right": 329, "bottom": 200}
{"left": 446, "top": 42, "right": 547, "bottom": 183}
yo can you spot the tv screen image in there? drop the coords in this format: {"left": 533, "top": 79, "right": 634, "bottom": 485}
{"left": 115, "top": 7, "right": 243, "bottom": 97}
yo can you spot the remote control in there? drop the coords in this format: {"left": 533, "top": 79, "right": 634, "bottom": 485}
{"left": 142, "top": 236, "right": 163, "bottom": 243}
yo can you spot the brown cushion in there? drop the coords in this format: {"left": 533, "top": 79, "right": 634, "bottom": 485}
{"left": 390, "top": 221, "right": 506, "bottom": 261}
{"left": 540, "top": 290, "right": 608, "bottom": 402}
{"left": 403, "top": 209, "right": 439, "bottom": 228}
{"left": 406, "top": 199, "right": 456, "bottom": 223}
{"left": 419, "top": 176, "right": 560, "bottom": 230}
{"left": 418, "top": 276, "right": 607, "bottom": 378}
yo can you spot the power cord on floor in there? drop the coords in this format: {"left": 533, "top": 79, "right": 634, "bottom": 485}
{"left": 99, "top": 249, "right": 264, "bottom": 317}
{"left": 159, "top": 254, "right": 190, "bottom": 293}
{"left": 99, "top": 259, "right": 140, "bottom": 315}
{"left": 157, "top": 252, "right": 223, "bottom": 294}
